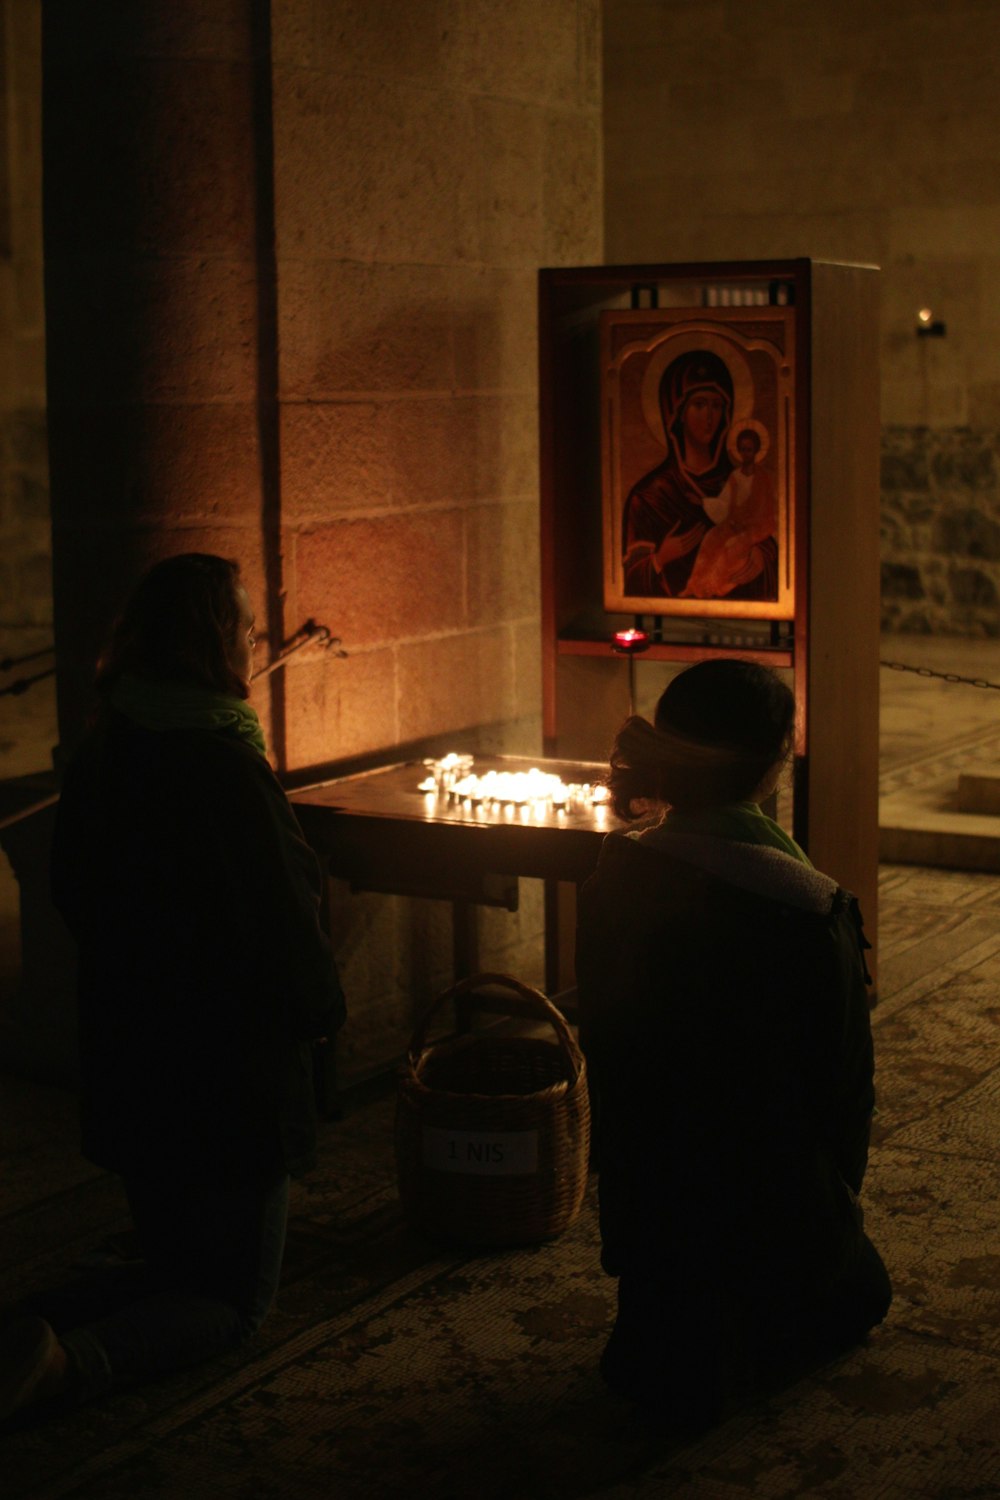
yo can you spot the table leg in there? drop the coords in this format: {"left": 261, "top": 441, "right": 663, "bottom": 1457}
{"left": 314, "top": 872, "right": 343, "bottom": 1118}
{"left": 452, "top": 898, "right": 479, "bottom": 1030}
{"left": 544, "top": 879, "right": 578, "bottom": 995}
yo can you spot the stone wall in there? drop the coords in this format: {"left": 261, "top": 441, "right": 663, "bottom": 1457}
{"left": 7, "top": 2, "right": 602, "bottom": 1088}
{"left": 603, "top": 0, "right": 1000, "bottom": 635}
{"left": 271, "top": 0, "right": 602, "bottom": 770}
{"left": 0, "top": 0, "right": 50, "bottom": 672}
{"left": 881, "top": 427, "right": 1000, "bottom": 636}
{"left": 268, "top": 0, "right": 602, "bottom": 1077}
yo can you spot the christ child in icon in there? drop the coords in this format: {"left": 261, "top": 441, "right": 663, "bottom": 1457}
{"left": 681, "top": 421, "right": 777, "bottom": 599}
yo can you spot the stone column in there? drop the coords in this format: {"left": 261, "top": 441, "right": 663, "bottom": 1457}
{"left": 2, "top": 1, "right": 282, "bottom": 1082}
{"left": 42, "top": 0, "right": 282, "bottom": 755}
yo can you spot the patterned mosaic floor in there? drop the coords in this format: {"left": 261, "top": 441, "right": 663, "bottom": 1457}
{"left": 3, "top": 642, "right": 1000, "bottom": 1495}
{"left": 878, "top": 638, "right": 1000, "bottom": 870}
{"left": 2, "top": 858, "right": 1000, "bottom": 1498}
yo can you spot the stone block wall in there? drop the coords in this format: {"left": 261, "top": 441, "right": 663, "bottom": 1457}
{"left": 270, "top": 0, "right": 602, "bottom": 771}
{"left": 881, "top": 427, "right": 1000, "bottom": 636}
{"left": 603, "top": 0, "right": 1000, "bottom": 636}
{"left": 42, "top": 3, "right": 283, "bottom": 749}
{"left": 0, "top": 0, "right": 50, "bottom": 667}
{"left": 1, "top": 2, "right": 602, "bottom": 1087}
{"left": 267, "top": 0, "right": 602, "bottom": 1077}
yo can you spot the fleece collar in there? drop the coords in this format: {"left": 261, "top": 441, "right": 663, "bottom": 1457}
{"left": 631, "top": 826, "right": 842, "bottom": 915}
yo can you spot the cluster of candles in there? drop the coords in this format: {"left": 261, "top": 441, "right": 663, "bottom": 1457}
{"left": 418, "top": 753, "right": 609, "bottom": 812}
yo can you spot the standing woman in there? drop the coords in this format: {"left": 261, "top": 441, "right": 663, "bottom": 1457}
{"left": 577, "top": 660, "right": 890, "bottom": 1433}
{"left": 0, "top": 553, "right": 345, "bottom": 1418}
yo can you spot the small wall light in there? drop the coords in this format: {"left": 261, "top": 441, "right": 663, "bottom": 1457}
{"left": 916, "top": 307, "right": 946, "bottom": 338}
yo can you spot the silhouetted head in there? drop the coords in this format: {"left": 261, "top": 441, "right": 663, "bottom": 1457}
{"left": 96, "top": 553, "right": 255, "bottom": 701}
{"left": 607, "top": 659, "right": 795, "bottom": 819}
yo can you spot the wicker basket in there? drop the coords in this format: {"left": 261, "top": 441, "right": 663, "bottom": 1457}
{"left": 394, "top": 973, "right": 591, "bottom": 1248}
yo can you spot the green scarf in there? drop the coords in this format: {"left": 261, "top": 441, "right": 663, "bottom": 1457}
{"left": 660, "top": 800, "right": 812, "bottom": 865}
{"left": 110, "top": 673, "right": 268, "bottom": 758}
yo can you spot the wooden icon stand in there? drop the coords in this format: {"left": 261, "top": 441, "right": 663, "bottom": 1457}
{"left": 539, "top": 258, "right": 881, "bottom": 988}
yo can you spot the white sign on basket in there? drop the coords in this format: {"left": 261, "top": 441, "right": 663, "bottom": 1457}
{"left": 422, "top": 1127, "right": 539, "bottom": 1176}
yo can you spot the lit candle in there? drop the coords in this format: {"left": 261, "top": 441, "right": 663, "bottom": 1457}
{"left": 418, "top": 755, "right": 608, "bottom": 813}
{"left": 612, "top": 627, "right": 650, "bottom": 654}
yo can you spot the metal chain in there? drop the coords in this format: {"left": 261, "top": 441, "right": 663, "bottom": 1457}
{"left": 879, "top": 659, "right": 1000, "bottom": 691}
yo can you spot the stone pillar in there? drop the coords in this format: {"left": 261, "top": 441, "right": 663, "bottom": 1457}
{"left": 2, "top": 2, "right": 281, "bottom": 1082}
{"left": 42, "top": 0, "right": 282, "bottom": 755}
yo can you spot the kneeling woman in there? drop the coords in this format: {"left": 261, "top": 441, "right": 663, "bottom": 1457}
{"left": 577, "top": 660, "right": 890, "bottom": 1430}
{"left": 0, "top": 554, "right": 345, "bottom": 1420}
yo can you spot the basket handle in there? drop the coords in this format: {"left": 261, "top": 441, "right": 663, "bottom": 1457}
{"left": 406, "top": 972, "right": 584, "bottom": 1084}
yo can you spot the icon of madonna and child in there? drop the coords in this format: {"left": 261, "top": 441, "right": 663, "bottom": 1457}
{"left": 602, "top": 324, "right": 794, "bottom": 619}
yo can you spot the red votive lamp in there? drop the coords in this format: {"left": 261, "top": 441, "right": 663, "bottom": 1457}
{"left": 611, "top": 627, "right": 650, "bottom": 655}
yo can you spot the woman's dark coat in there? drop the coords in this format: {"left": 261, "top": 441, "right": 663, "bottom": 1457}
{"left": 51, "top": 714, "right": 346, "bottom": 1186}
{"left": 576, "top": 828, "right": 877, "bottom": 1334}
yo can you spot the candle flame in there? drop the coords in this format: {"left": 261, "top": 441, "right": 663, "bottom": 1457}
{"left": 420, "top": 755, "right": 608, "bottom": 811}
